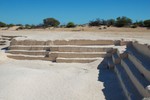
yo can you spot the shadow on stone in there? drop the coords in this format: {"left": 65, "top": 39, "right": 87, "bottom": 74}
{"left": 97, "top": 58, "right": 126, "bottom": 100}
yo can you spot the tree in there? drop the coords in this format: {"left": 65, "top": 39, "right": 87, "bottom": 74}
{"left": 144, "top": 20, "right": 150, "bottom": 27}
{"left": 7, "top": 24, "right": 15, "bottom": 27}
{"left": 133, "top": 21, "right": 144, "bottom": 27}
{"left": 43, "top": 18, "right": 60, "bottom": 27}
{"left": 25, "top": 24, "right": 31, "bottom": 29}
{"left": 115, "top": 16, "right": 132, "bottom": 27}
{"left": 101, "top": 19, "right": 107, "bottom": 25}
{"left": 0, "top": 21, "right": 6, "bottom": 27}
{"left": 89, "top": 19, "right": 101, "bottom": 26}
{"left": 16, "top": 24, "right": 23, "bottom": 26}
{"left": 66, "top": 22, "right": 76, "bottom": 28}
{"left": 30, "top": 24, "right": 36, "bottom": 29}
{"left": 107, "top": 19, "right": 115, "bottom": 26}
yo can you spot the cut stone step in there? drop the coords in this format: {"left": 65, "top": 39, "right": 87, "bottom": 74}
{"left": 1, "top": 35, "right": 18, "bottom": 38}
{"left": 115, "top": 46, "right": 128, "bottom": 59}
{"left": 132, "top": 42, "right": 150, "bottom": 59}
{"left": 0, "top": 37, "right": 12, "bottom": 41}
{"left": 0, "top": 43, "right": 6, "bottom": 45}
{"left": 9, "top": 45, "right": 51, "bottom": 51}
{"left": 0, "top": 40, "right": 6, "bottom": 43}
{"left": 121, "top": 58, "right": 150, "bottom": 97}
{"left": 7, "top": 54, "right": 55, "bottom": 61}
{"left": 50, "top": 40, "right": 115, "bottom": 45}
{"left": 127, "top": 46, "right": 150, "bottom": 71}
{"left": 56, "top": 46, "right": 113, "bottom": 52}
{"left": 56, "top": 58, "right": 100, "bottom": 63}
{"left": 127, "top": 47, "right": 150, "bottom": 70}
{"left": 9, "top": 45, "right": 114, "bottom": 52}
{"left": 107, "top": 57, "right": 114, "bottom": 69}
{"left": 127, "top": 46, "right": 150, "bottom": 82}
{"left": 128, "top": 53, "right": 150, "bottom": 82}
{"left": 112, "top": 53, "right": 121, "bottom": 64}
{"left": 114, "top": 64, "right": 143, "bottom": 100}
{"left": 49, "top": 52, "right": 109, "bottom": 58}
{"left": 11, "top": 39, "right": 115, "bottom": 45}
{"left": 6, "top": 50, "right": 48, "bottom": 55}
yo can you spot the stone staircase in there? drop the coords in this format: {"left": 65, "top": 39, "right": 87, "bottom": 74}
{"left": 0, "top": 35, "right": 18, "bottom": 49}
{"left": 5, "top": 38, "right": 150, "bottom": 99}
{"left": 107, "top": 41, "right": 150, "bottom": 100}
{"left": 6, "top": 39, "right": 119, "bottom": 63}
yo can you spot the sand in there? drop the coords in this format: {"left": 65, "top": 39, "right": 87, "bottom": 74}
{"left": 0, "top": 28, "right": 150, "bottom": 100}
{"left": 0, "top": 50, "right": 105, "bottom": 100}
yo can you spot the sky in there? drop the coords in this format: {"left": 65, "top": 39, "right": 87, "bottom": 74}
{"left": 0, "top": 0, "right": 150, "bottom": 25}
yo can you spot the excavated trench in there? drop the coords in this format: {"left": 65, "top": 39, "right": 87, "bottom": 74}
{"left": 2, "top": 38, "right": 150, "bottom": 100}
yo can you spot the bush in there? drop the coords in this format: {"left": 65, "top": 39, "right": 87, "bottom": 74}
{"left": 107, "top": 19, "right": 115, "bottom": 26}
{"left": 103, "top": 26, "right": 107, "bottom": 29}
{"left": 134, "top": 21, "right": 144, "bottom": 27}
{"left": 43, "top": 18, "right": 60, "bottom": 27}
{"left": 7, "top": 24, "right": 15, "bottom": 27}
{"left": 130, "top": 25, "right": 137, "bottom": 28}
{"left": 66, "top": 22, "right": 76, "bottom": 28}
{"left": 16, "top": 24, "right": 23, "bottom": 26}
{"left": 30, "top": 25, "right": 36, "bottom": 29}
{"left": 89, "top": 19, "right": 102, "bottom": 26}
{"left": 89, "top": 19, "right": 109, "bottom": 26}
{"left": 0, "top": 22, "right": 7, "bottom": 27}
{"left": 144, "top": 20, "right": 150, "bottom": 27}
{"left": 25, "top": 24, "right": 31, "bottom": 29}
{"left": 59, "top": 25, "right": 66, "bottom": 28}
{"left": 115, "top": 16, "right": 132, "bottom": 27}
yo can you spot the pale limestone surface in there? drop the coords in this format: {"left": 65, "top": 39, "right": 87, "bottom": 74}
{"left": 0, "top": 30, "right": 150, "bottom": 100}
{"left": 0, "top": 30, "right": 150, "bottom": 44}
{"left": 0, "top": 50, "right": 105, "bottom": 100}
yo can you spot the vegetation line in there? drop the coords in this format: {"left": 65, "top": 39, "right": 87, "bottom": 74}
{"left": 0, "top": 16, "right": 150, "bottom": 30}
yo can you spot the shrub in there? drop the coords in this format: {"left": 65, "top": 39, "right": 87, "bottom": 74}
{"left": 89, "top": 19, "right": 102, "bottom": 26}
{"left": 89, "top": 18, "right": 108, "bottom": 26}
{"left": 7, "top": 24, "right": 15, "bottom": 27}
{"left": 144, "top": 20, "right": 150, "bottom": 27}
{"left": 134, "top": 21, "right": 144, "bottom": 27}
{"left": 30, "top": 25, "right": 36, "bottom": 29}
{"left": 25, "top": 24, "right": 31, "bottom": 29}
{"left": 66, "top": 22, "right": 76, "bottom": 28}
{"left": 107, "top": 19, "right": 115, "bottom": 26}
{"left": 115, "top": 16, "right": 132, "bottom": 27}
{"left": 130, "top": 25, "right": 137, "bottom": 28}
{"left": 103, "top": 27, "right": 107, "bottom": 29}
{"left": 43, "top": 18, "right": 60, "bottom": 27}
{"left": 16, "top": 24, "right": 23, "bottom": 26}
{"left": 0, "top": 21, "right": 7, "bottom": 27}
{"left": 59, "top": 25, "right": 66, "bottom": 28}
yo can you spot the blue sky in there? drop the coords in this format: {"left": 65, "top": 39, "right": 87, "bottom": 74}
{"left": 0, "top": 0, "right": 150, "bottom": 25}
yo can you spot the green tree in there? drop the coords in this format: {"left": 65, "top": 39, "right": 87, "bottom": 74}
{"left": 7, "top": 24, "right": 15, "bottom": 27}
{"left": 16, "top": 24, "right": 23, "bottom": 26}
{"left": 0, "top": 21, "right": 6, "bottom": 27}
{"left": 133, "top": 21, "right": 144, "bottom": 27}
{"left": 89, "top": 19, "right": 102, "bottom": 26}
{"left": 115, "top": 16, "right": 132, "bottom": 27}
{"left": 107, "top": 19, "right": 115, "bottom": 26}
{"left": 144, "top": 20, "right": 150, "bottom": 27}
{"left": 25, "top": 24, "right": 31, "bottom": 29}
{"left": 66, "top": 22, "right": 76, "bottom": 28}
{"left": 43, "top": 18, "right": 60, "bottom": 27}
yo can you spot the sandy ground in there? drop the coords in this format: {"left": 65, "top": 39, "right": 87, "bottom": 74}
{"left": 0, "top": 50, "right": 105, "bottom": 100}
{"left": 0, "top": 28, "right": 150, "bottom": 44}
{"left": 0, "top": 28, "right": 150, "bottom": 100}
{"left": 0, "top": 26, "right": 150, "bottom": 43}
